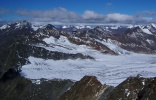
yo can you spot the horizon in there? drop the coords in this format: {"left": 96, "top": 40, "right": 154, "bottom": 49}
{"left": 1, "top": 20, "right": 156, "bottom": 27}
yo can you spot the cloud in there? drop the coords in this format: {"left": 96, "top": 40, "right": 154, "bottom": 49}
{"left": 15, "top": 8, "right": 85, "bottom": 25}
{"left": 82, "top": 10, "right": 104, "bottom": 19}
{"left": 105, "top": 13, "right": 156, "bottom": 24}
{"left": 106, "top": 13, "right": 133, "bottom": 22}
{"left": 105, "top": 3, "right": 112, "bottom": 6}
{"left": 16, "top": 8, "right": 81, "bottom": 23}
{"left": 0, "top": 8, "right": 10, "bottom": 17}
{"left": 2, "top": 7, "right": 156, "bottom": 25}
{"left": 137, "top": 10, "right": 156, "bottom": 16}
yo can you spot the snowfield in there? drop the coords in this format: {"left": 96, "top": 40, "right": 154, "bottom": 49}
{"left": 20, "top": 53, "right": 156, "bottom": 86}
{"left": 20, "top": 36, "right": 156, "bottom": 86}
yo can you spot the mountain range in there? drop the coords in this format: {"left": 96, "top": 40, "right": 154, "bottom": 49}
{"left": 0, "top": 21, "right": 156, "bottom": 100}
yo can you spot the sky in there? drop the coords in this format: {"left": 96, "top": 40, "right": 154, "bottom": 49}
{"left": 0, "top": 0, "right": 156, "bottom": 25}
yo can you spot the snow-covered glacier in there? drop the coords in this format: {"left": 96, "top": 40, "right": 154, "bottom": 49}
{"left": 20, "top": 52, "right": 156, "bottom": 86}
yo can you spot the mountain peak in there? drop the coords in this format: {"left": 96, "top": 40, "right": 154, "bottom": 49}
{"left": 44, "top": 24, "right": 55, "bottom": 29}
{"left": 151, "top": 23, "right": 156, "bottom": 28}
{"left": 60, "top": 76, "right": 113, "bottom": 100}
{"left": 0, "top": 24, "right": 10, "bottom": 30}
{"left": 14, "top": 20, "right": 32, "bottom": 29}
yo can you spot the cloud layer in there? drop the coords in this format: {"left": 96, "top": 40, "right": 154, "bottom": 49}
{"left": 1, "top": 7, "right": 156, "bottom": 25}
{"left": 105, "top": 3, "right": 112, "bottom": 6}
{"left": 0, "top": 8, "right": 10, "bottom": 17}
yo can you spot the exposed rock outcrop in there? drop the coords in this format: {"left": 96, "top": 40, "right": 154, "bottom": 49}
{"left": 59, "top": 76, "right": 114, "bottom": 100}
{"left": 105, "top": 76, "right": 156, "bottom": 100}
{"left": 0, "top": 75, "right": 74, "bottom": 100}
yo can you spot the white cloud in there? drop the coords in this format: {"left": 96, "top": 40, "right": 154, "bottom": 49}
{"left": 16, "top": 8, "right": 79, "bottom": 19}
{"left": 106, "top": 13, "right": 133, "bottom": 22}
{"left": 16, "top": 8, "right": 81, "bottom": 23}
{"left": 137, "top": 10, "right": 156, "bottom": 16}
{"left": 82, "top": 10, "right": 103, "bottom": 19}
{"left": 105, "top": 3, "right": 112, "bottom": 6}
{"left": 11, "top": 7, "right": 156, "bottom": 25}
{"left": 0, "top": 8, "right": 10, "bottom": 17}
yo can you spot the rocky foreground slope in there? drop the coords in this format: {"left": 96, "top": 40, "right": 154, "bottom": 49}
{"left": 0, "top": 21, "right": 156, "bottom": 100}
{"left": 59, "top": 76, "right": 156, "bottom": 100}
{"left": 0, "top": 74, "right": 156, "bottom": 100}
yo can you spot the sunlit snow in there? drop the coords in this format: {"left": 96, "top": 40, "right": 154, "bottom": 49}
{"left": 0, "top": 24, "right": 10, "bottom": 30}
{"left": 42, "top": 36, "right": 97, "bottom": 56}
{"left": 141, "top": 28, "right": 153, "bottom": 35}
{"left": 20, "top": 35, "right": 156, "bottom": 86}
{"left": 20, "top": 53, "right": 156, "bottom": 86}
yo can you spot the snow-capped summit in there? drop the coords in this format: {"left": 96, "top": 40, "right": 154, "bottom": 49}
{"left": 14, "top": 20, "right": 32, "bottom": 29}
{"left": 151, "top": 23, "right": 156, "bottom": 28}
{"left": 141, "top": 27, "right": 153, "bottom": 35}
{"left": 0, "top": 24, "right": 10, "bottom": 30}
{"left": 75, "top": 25, "right": 85, "bottom": 29}
{"left": 31, "top": 24, "right": 41, "bottom": 31}
{"left": 127, "top": 25, "right": 134, "bottom": 29}
{"left": 110, "top": 26, "right": 120, "bottom": 29}
{"left": 62, "top": 25, "right": 68, "bottom": 29}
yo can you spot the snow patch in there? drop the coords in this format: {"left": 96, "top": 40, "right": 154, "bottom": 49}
{"left": 96, "top": 39, "right": 130, "bottom": 54}
{"left": 142, "top": 81, "right": 145, "bottom": 85}
{"left": 146, "top": 39, "right": 153, "bottom": 44}
{"left": 141, "top": 28, "right": 153, "bottom": 35}
{"left": 86, "top": 26, "right": 92, "bottom": 29}
{"left": 42, "top": 36, "right": 98, "bottom": 57}
{"left": 75, "top": 25, "right": 85, "bottom": 29}
{"left": 127, "top": 25, "right": 134, "bottom": 29}
{"left": 0, "top": 24, "right": 10, "bottom": 30}
{"left": 125, "top": 89, "right": 130, "bottom": 97}
{"left": 151, "top": 23, "right": 156, "bottom": 28}
{"left": 31, "top": 25, "right": 40, "bottom": 31}
{"left": 110, "top": 26, "right": 120, "bottom": 29}
{"left": 62, "top": 25, "right": 68, "bottom": 28}
{"left": 32, "top": 79, "right": 41, "bottom": 85}
{"left": 15, "top": 23, "right": 21, "bottom": 28}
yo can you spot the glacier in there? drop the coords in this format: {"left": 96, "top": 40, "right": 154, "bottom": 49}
{"left": 20, "top": 52, "right": 156, "bottom": 86}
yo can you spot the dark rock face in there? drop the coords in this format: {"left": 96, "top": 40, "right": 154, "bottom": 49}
{"left": 1, "top": 68, "right": 20, "bottom": 82}
{"left": 59, "top": 76, "right": 114, "bottom": 100}
{"left": 58, "top": 75, "right": 156, "bottom": 100}
{"left": 105, "top": 76, "right": 156, "bottom": 100}
{"left": 34, "top": 24, "right": 61, "bottom": 39}
{"left": 0, "top": 74, "right": 156, "bottom": 100}
{"left": 0, "top": 75, "right": 74, "bottom": 100}
{"left": 138, "top": 78, "right": 156, "bottom": 100}
{"left": 0, "top": 21, "right": 34, "bottom": 50}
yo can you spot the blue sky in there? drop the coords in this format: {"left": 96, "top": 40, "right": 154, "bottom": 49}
{"left": 1, "top": 0, "right": 156, "bottom": 25}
